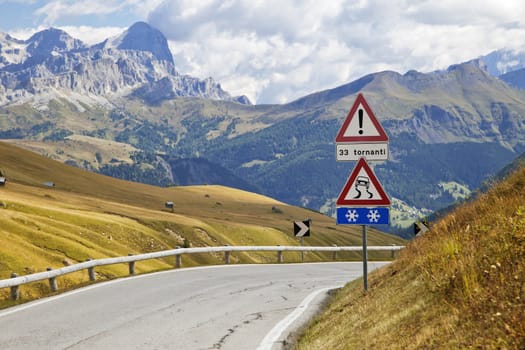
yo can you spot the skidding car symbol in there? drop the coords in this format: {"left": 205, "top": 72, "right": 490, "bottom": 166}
{"left": 354, "top": 176, "right": 373, "bottom": 199}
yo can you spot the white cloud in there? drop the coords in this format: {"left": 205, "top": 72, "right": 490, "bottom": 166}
{"left": 6, "top": 0, "right": 525, "bottom": 104}
{"left": 7, "top": 27, "right": 45, "bottom": 40}
{"left": 31, "top": 0, "right": 162, "bottom": 26}
{"left": 34, "top": 1, "right": 123, "bottom": 25}
{"left": 5, "top": 0, "right": 162, "bottom": 43}
{"left": 8, "top": 25, "right": 125, "bottom": 45}
{"left": 405, "top": 0, "right": 525, "bottom": 26}
{"left": 147, "top": 0, "right": 525, "bottom": 104}
{"left": 58, "top": 25, "right": 126, "bottom": 45}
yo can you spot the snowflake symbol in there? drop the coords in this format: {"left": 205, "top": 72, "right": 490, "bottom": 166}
{"left": 345, "top": 209, "right": 359, "bottom": 222}
{"left": 367, "top": 209, "right": 381, "bottom": 223}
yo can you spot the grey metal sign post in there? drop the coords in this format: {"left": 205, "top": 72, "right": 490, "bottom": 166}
{"left": 362, "top": 225, "right": 368, "bottom": 290}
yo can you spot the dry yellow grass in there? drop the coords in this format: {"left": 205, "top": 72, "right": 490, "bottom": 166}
{"left": 0, "top": 141, "right": 405, "bottom": 307}
{"left": 296, "top": 164, "right": 525, "bottom": 349}
{"left": 4, "top": 136, "right": 138, "bottom": 169}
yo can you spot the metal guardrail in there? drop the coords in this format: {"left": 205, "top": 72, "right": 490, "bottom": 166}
{"left": 0, "top": 245, "right": 404, "bottom": 300}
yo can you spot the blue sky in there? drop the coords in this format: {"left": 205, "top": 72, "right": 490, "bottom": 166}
{"left": 1, "top": 0, "right": 525, "bottom": 104}
{"left": 0, "top": 1, "right": 139, "bottom": 30}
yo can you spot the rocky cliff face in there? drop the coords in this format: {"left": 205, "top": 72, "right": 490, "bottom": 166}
{"left": 0, "top": 22, "right": 249, "bottom": 106}
{"left": 96, "top": 21, "right": 174, "bottom": 64}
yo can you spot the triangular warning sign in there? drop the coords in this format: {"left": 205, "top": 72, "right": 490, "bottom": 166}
{"left": 336, "top": 158, "right": 390, "bottom": 206}
{"left": 335, "top": 93, "right": 388, "bottom": 143}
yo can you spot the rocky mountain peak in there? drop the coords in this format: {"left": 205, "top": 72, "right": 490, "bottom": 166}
{"left": 26, "top": 27, "right": 86, "bottom": 56}
{"left": 478, "top": 49, "right": 525, "bottom": 76}
{"left": 101, "top": 21, "right": 173, "bottom": 63}
{"left": 0, "top": 22, "right": 249, "bottom": 106}
{"left": 0, "top": 32, "right": 21, "bottom": 44}
{"left": 234, "top": 95, "right": 252, "bottom": 105}
{"left": 0, "top": 32, "right": 27, "bottom": 67}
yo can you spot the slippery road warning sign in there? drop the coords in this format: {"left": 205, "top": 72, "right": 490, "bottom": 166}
{"left": 336, "top": 158, "right": 390, "bottom": 206}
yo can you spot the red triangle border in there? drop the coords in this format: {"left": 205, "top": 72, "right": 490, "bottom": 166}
{"left": 335, "top": 93, "right": 389, "bottom": 143}
{"left": 336, "top": 157, "right": 391, "bottom": 206}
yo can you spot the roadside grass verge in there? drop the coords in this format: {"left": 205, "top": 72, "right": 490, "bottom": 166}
{"left": 295, "top": 165, "right": 525, "bottom": 349}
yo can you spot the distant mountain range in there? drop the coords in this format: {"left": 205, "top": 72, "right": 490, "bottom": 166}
{"left": 1, "top": 22, "right": 524, "bottom": 238}
{"left": 0, "top": 22, "right": 250, "bottom": 106}
{"left": 478, "top": 49, "right": 525, "bottom": 76}
{"left": 478, "top": 49, "right": 525, "bottom": 90}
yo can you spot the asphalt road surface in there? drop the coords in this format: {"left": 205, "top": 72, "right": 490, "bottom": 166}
{"left": 0, "top": 262, "right": 388, "bottom": 350}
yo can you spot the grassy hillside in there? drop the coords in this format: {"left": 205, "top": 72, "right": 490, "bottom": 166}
{"left": 5, "top": 135, "right": 138, "bottom": 170}
{"left": 0, "top": 141, "right": 404, "bottom": 306}
{"left": 295, "top": 164, "right": 525, "bottom": 349}
{"left": 3, "top": 63, "right": 524, "bottom": 233}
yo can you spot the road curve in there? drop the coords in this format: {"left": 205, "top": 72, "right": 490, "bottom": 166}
{"left": 0, "top": 262, "right": 388, "bottom": 350}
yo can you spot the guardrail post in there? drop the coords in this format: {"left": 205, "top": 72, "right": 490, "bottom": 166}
{"left": 391, "top": 244, "right": 396, "bottom": 259}
{"left": 176, "top": 254, "right": 182, "bottom": 268}
{"left": 128, "top": 254, "right": 135, "bottom": 275}
{"left": 224, "top": 245, "right": 231, "bottom": 265}
{"left": 300, "top": 237, "right": 305, "bottom": 263}
{"left": 277, "top": 246, "right": 283, "bottom": 263}
{"left": 47, "top": 268, "right": 58, "bottom": 292}
{"left": 86, "top": 258, "right": 96, "bottom": 281}
{"left": 332, "top": 244, "right": 338, "bottom": 261}
{"left": 10, "top": 272, "right": 19, "bottom": 301}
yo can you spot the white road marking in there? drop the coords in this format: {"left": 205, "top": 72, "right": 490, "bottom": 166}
{"left": 257, "top": 285, "right": 341, "bottom": 350}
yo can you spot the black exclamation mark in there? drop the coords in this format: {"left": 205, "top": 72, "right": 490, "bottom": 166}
{"left": 358, "top": 109, "right": 364, "bottom": 134}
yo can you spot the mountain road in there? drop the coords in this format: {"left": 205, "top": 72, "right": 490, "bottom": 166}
{"left": 0, "top": 262, "right": 388, "bottom": 350}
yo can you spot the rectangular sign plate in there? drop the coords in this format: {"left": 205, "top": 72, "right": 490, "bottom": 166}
{"left": 336, "top": 207, "right": 390, "bottom": 225}
{"left": 336, "top": 143, "right": 388, "bottom": 161}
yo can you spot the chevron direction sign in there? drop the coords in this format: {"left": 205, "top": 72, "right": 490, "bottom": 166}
{"left": 414, "top": 221, "right": 430, "bottom": 236}
{"left": 294, "top": 220, "right": 310, "bottom": 237}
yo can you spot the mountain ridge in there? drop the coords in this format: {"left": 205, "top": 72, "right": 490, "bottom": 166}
{"left": 0, "top": 22, "right": 250, "bottom": 107}
{"left": 1, "top": 23, "right": 524, "bottom": 234}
